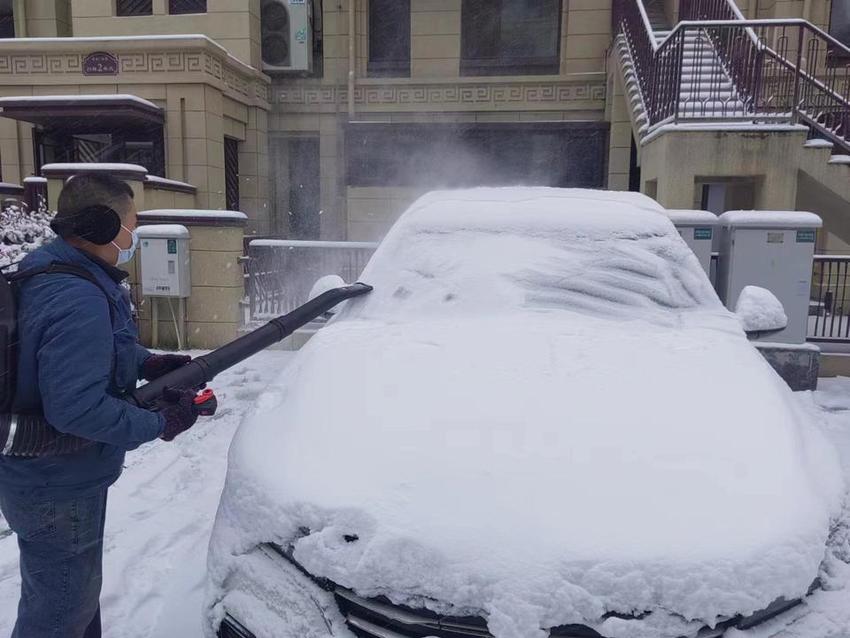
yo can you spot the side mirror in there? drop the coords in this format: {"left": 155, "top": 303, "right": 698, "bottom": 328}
{"left": 308, "top": 275, "right": 348, "bottom": 317}
{"left": 735, "top": 286, "right": 788, "bottom": 339}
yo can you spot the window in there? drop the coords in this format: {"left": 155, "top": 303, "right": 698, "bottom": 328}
{"left": 461, "top": 0, "right": 561, "bottom": 76}
{"left": 117, "top": 0, "right": 153, "bottom": 16}
{"left": 169, "top": 0, "right": 207, "bottom": 14}
{"left": 287, "top": 137, "right": 320, "bottom": 239}
{"left": 346, "top": 123, "right": 608, "bottom": 189}
{"left": 831, "top": 0, "right": 850, "bottom": 49}
{"left": 225, "top": 137, "right": 240, "bottom": 212}
{"left": 0, "top": 0, "right": 13, "bottom": 39}
{"left": 368, "top": 0, "right": 410, "bottom": 77}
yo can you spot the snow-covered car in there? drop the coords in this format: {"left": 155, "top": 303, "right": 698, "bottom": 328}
{"left": 205, "top": 188, "right": 844, "bottom": 638}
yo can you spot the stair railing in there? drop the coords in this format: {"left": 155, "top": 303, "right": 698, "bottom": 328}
{"left": 614, "top": 0, "right": 850, "bottom": 152}
{"left": 613, "top": 0, "right": 684, "bottom": 126}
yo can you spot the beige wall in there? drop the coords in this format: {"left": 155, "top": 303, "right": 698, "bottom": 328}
{"left": 20, "top": 0, "right": 71, "bottom": 37}
{"left": 0, "top": 36, "right": 271, "bottom": 231}
{"left": 70, "top": 0, "right": 262, "bottom": 67}
{"left": 737, "top": 0, "right": 834, "bottom": 27}
{"left": 640, "top": 128, "right": 809, "bottom": 210}
{"left": 132, "top": 220, "right": 246, "bottom": 349}
{"left": 272, "top": 0, "right": 610, "bottom": 241}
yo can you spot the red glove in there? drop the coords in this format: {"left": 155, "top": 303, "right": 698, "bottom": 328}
{"left": 143, "top": 354, "right": 191, "bottom": 382}
{"left": 158, "top": 387, "right": 199, "bottom": 442}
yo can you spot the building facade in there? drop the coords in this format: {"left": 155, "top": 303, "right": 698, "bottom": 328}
{"left": 0, "top": 0, "right": 847, "bottom": 245}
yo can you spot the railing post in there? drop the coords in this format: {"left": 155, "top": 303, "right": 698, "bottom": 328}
{"left": 673, "top": 29, "right": 684, "bottom": 123}
{"left": 791, "top": 23, "right": 805, "bottom": 123}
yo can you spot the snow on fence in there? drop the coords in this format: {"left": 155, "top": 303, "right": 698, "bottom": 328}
{"left": 243, "top": 239, "right": 378, "bottom": 322}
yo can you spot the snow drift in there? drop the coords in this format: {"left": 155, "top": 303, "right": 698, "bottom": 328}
{"left": 208, "top": 188, "right": 844, "bottom": 638}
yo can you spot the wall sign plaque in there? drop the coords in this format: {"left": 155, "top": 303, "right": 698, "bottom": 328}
{"left": 83, "top": 52, "right": 119, "bottom": 76}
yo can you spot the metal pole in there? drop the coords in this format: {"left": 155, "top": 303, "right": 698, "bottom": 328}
{"left": 179, "top": 297, "right": 187, "bottom": 351}
{"left": 348, "top": 0, "right": 356, "bottom": 120}
{"left": 152, "top": 298, "right": 159, "bottom": 350}
{"left": 791, "top": 23, "right": 804, "bottom": 123}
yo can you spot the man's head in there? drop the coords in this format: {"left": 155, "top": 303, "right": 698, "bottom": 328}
{"left": 50, "top": 173, "right": 139, "bottom": 266}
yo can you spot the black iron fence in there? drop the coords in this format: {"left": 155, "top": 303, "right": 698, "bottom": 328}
{"left": 613, "top": 0, "right": 850, "bottom": 153}
{"left": 810, "top": 255, "right": 850, "bottom": 342}
{"left": 243, "top": 239, "right": 378, "bottom": 322}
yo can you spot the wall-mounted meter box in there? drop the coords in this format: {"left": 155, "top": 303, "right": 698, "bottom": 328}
{"left": 663, "top": 209, "right": 717, "bottom": 276}
{"left": 716, "top": 211, "right": 821, "bottom": 344}
{"left": 137, "top": 225, "right": 191, "bottom": 298}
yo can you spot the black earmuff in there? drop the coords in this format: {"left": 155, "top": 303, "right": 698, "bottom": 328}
{"left": 51, "top": 205, "right": 122, "bottom": 245}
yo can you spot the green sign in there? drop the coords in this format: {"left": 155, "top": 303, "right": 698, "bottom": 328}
{"left": 694, "top": 227, "right": 713, "bottom": 241}
{"left": 796, "top": 230, "right": 816, "bottom": 244}
{"left": 167, "top": 239, "right": 177, "bottom": 254}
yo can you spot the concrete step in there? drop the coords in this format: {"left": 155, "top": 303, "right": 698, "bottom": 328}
{"left": 805, "top": 139, "right": 835, "bottom": 150}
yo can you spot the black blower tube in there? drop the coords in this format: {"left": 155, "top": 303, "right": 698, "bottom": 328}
{"left": 130, "top": 282, "right": 373, "bottom": 410}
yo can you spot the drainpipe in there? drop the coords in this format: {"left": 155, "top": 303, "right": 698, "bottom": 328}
{"left": 13, "top": 0, "right": 26, "bottom": 37}
{"left": 348, "top": 0, "right": 356, "bottom": 120}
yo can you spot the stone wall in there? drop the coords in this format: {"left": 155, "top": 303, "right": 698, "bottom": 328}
{"left": 132, "top": 210, "right": 247, "bottom": 349}
{"left": 270, "top": 0, "right": 610, "bottom": 242}
{"left": 68, "top": 0, "right": 261, "bottom": 68}
{"left": 0, "top": 35, "right": 271, "bottom": 231}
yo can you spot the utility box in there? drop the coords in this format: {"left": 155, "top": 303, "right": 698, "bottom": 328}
{"left": 716, "top": 211, "right": 821, "bottom": 344}
{"left": 138, "top": 225, "right": 191, "bottom": 298}
{"left": 663, "top": 209, "right": 717, "bottom": 276}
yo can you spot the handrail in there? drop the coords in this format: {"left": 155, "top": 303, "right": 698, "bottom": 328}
{"left": 614, "top": 1, "right": 850, "bottom": 153}
{"left": 636, "top": 0, "right": 659, "bottom": 51}
{"left": 660, "top": 19, "right": 850, "bottom": 57}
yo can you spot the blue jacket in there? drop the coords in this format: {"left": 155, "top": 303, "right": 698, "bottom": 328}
{"left": 0, "top": 238, "right": 164, "bottom": 494}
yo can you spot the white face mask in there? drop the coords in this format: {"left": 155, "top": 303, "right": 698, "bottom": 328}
{"left": 112, "top": 225, "right": 139, "bottom": 265}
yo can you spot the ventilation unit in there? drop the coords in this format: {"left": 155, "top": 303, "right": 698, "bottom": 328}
{"left": 261, "top": 0, "right": 313, "bottom": 73}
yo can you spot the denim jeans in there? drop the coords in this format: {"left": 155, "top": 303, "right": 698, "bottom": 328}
{"left": 0, "top": 486, "right": 108, "bottom": 638}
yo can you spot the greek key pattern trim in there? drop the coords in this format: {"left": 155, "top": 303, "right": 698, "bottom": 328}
{"left": 274, "top": 81, "right": 606, "bottom": 109}
{"left": 0, "top": 50, "right": 268, "bottom": 104}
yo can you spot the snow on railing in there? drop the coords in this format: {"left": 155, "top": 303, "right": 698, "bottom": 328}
{"left": 614, "top": 0, "right": 850, "bottom": 152}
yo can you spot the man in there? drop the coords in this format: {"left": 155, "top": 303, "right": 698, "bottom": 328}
{"left": 0, "top": 173, "right": 205, "bottom": 637}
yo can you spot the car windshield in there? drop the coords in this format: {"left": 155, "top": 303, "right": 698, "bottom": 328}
{"left": 345, "top": 193, "right": 723, "bottom": 326}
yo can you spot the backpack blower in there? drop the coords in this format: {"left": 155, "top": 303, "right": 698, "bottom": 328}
{"left": 0, "top": 269, "right": 372, "bottom": 457}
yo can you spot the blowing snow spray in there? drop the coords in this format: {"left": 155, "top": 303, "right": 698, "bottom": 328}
{"left": 0, "top": 282, "right": 373, "bottom": 457}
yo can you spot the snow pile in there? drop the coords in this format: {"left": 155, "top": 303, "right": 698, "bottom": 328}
{"left": 0, "top": 204, "right": 55, "bottom": 270}
{"left": 208, "top": 188, "right": 845, "bottom": 638}
{"left": 734, "top": 285, "right": 788, "bottom": 333}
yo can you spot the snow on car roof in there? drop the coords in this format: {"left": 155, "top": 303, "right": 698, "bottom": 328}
{"left": 400, "top": 187, "right": 667, "bottom": 237}
{"left": 350, "top": 187, "right": 720, "bottom": 325}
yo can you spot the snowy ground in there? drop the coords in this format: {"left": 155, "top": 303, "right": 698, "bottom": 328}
{"left": 1, "top": 350, "right": 850, "bottom": 637}
{"left": 0, "top": 350, "right": 294, "bottom": 637}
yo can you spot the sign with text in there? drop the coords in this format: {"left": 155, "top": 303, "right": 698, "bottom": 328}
{"left": 83, "top": 52, "right": 119, "bottom": 76}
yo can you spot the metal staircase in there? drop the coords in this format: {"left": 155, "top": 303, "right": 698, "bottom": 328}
{"left": 613, "top": 0, "right": 850, "bottom": 154}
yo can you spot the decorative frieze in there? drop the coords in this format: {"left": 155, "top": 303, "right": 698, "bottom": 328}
{"left": 0, "top": 45, "right": 269, "bottom": 108}
{"left": 273, "top": 79, "right": 607, "bottom": 112}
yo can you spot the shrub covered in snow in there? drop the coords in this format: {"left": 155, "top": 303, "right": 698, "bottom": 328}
{"left": 0, "top": 204, "right": 55, "bottom": 270}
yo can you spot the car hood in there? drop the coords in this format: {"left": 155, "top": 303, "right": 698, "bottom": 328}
{"left": 214, "top": 313, "right": 844, "bottom": 638}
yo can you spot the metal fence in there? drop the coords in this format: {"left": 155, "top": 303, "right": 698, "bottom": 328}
{"left": 809, "top": 255, "right": 850, "bottom": 342}
{"left": 243, "top": 239, "right": 378, "bottom": 322}
{"left": 613, "top": 0, "right": 850, "bottom": 153}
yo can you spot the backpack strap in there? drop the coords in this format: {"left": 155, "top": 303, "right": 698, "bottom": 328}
{"left": 10, "top": 262, "right": 117, "bottom": 318}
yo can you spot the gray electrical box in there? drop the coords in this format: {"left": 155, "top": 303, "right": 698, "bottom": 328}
{"left": 663, "top": 209, "right": 717, "bottom": 276}
{"left": 138, "top": 225, "right": 191, "bottom": 298}
{"left": 716, "top": 211, "right": 821, "bottom": 344}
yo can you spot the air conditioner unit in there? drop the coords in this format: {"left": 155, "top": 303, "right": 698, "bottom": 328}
{"left": 261, "top": 0, "right": 313, "bottom": 73}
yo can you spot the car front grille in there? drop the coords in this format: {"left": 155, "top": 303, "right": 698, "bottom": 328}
{"left": 224, "top": 543, "right": 807, "bottom": 638}
{"left": 217, "top": 615, "right": 256, "bottom": 638}
{"left": 335, "top": 587, "right": 602, "bottom": 638}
